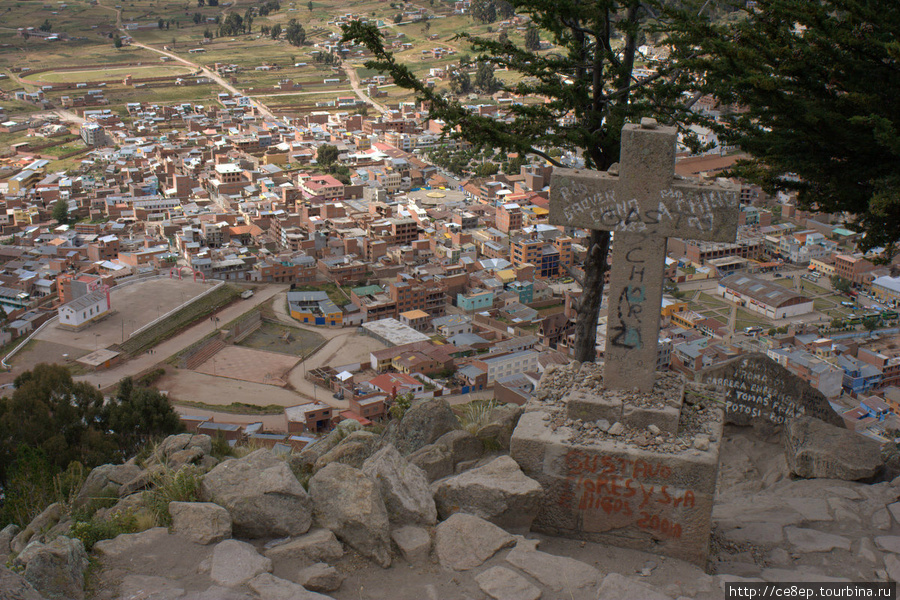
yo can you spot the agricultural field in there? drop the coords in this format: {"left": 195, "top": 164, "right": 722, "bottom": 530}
{"left": 0, "top": 0, "right": 556, "bottom": 116}
{"left": 30, "top": 64, "right": 194, "bottom": 83}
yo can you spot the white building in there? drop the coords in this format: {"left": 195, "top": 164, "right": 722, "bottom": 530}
{"left": 58, "top": 289, "right": 110, "bottom": 329}
{"left": 476, "top": 350, "right": 539, "bottom": 384}
{"left": 718, "top": 274, "right": 813, "bottom": 320}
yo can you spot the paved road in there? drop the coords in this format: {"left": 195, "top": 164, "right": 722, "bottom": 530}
{"left": 74, "top": 283, "right": 287, "bottom": 390}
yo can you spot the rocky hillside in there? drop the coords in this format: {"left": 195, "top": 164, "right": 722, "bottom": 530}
{"left": 2, "top": 377, "right": 898, "bottom": 600}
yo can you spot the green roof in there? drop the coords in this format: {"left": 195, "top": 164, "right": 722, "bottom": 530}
{"left": 832, "top": 228, "right": 855, "bottom": 236}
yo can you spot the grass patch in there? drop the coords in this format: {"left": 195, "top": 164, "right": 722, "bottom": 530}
{"left": 33, "top": 64, "right": 194, "bottom": 83}
{"left": 117, "top": 284, "right": 241, "bottom": 356}
{"left": 143, "top": 465, "right": 203, "bottom": 527}
{"left": 171, "top": 399, "right": 287, "bottom": 415}
{"left": 69, "top": 510, "right": 141, "bottom": 551}
{"left": 696, "top": 292, "right": 728, "bottom": 308}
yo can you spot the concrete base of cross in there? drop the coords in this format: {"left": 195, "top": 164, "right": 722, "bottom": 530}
{"left": 510, "top": 364, "right": 723, "bottom": 567}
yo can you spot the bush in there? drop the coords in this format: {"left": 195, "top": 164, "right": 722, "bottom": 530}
{"left": 388, "top": 392, "right": 413, "bottom": 420}
{"left": 459, "top": 399, "right": 499, "bottom": 436}
{"left": 70, "top": 510, "right": 139, "bottom": 551}
{"left": 143, "top": 466, "right": 203, "bottom": 526}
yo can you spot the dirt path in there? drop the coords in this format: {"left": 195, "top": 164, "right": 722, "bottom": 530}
{"left": 70, "top": 284, "right": 287, "bottom": 390}
{"left": 343, "top": 61, "right": 388, "bottom": 115}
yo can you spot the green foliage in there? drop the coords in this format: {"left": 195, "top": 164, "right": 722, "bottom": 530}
{"left": 219, "top": 12, "right": 243, "bottom": 36}
{"left": 459, "top": 399, "right": 499, "bottom": 436}
{"left": 210, "top": 433, "right": 235, "bottom": 460}
{"left": 0, "top": 366, "right": 181, "bottom": 525}
{"left": 143, "top": 466, "right": 203, "bottom": 527}
{"left": 470, "top": 0, "right": 496, "bottom": 24}
{"left": 393, "top": 13, "right": 403, "bottom": 24}
{"left": 389, "top": 392, "right": 414, "bottom": 421}
{"left": 448, "top": 70, "right": 471, "bottom": 95}
{"left": 523, "top": 25, "right": 539, "bottom": 51}
{"left": 285, "top": 19, "right": 306, "bottom": 46}
{"left": 340, "top": 0, "right": 719, "bottom": 363}
{"left": 104, "top": 377, "right": 184, "bottom": 459}
{"left": 863, "top": 316, "right": 880, "bottom": 332}
{"left": 52, "top": 200, "right": 69, "bottom": 224}
{"left": 70, "top": 510, "right": 139, "bottom": 551}
{"left": 257, "top": 0, "right": 280, "bottom": 16}
{"left": 474, "top": 161, "right": 498, "bottom": 178}
{"left": 316, "top": 144, "right": 339, "bottom": 166}
{"left": 270, "top": 23, "right": 282, "bottom": 40}
{"left": 473, "top": 62, "right": 498, "bottom": 93}
{"left": 673, "top": 0, "right": 900, "bottom": 257}
{"left": 113, "top": 35, "right": 122, "bottom": 49}
{"left": 39, "top": 19, "right": 52, "bottom": 32}
{"left": 831, "top": 276, "right": 852, "bottom": 294}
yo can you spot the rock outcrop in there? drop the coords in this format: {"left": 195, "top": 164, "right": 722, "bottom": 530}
{"left": 74, "top": 463, "right": 143, "bottom": 508}
{"left": 408, "top": 429, "right": 484, "bottom": 481}
{"left": 209, "top": 540, "right": 272, "bottom": 587}
{"left": 361, "top": 444, "right": 436, "bottom": 526}
{"left": 313, "top": 430, "right": 381, "bottom": 470}
{"left": 432, "top": 455, "right": 542, "bottom": 531}
{"left": 308, "top": 463, "right": 392, "bottom": 567}
{"left": 168, "top": 501, "right": 232, "bottom": 545}
{"left": 264, "top": 528, "right": 343, "bottom": 563}
{"left": 200, "top": 449, "right": 312, "bottom": 538}
{"left": 388, "top": 398, "right": 460, "bottom": 455}
{"left": 785, "top": 416, "right": 883, "bottom": 480}
{"left": 434, "top": 513, "right": 515, "bottom": 571}
{"left": 14, "top": 536, "right": 89, "bottom": 600}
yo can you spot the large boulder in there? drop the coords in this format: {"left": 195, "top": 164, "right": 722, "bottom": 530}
{"left": 93, "top": 527, "right": 170, "bottom": 559}
{"left": 785, "top": 416, "right": 883, "bottom": 481}
{"left": 11, "top": 504, "right": 64, "bottom": 554}
{"left": 432, "top": 456, "right": 543, "bottom": 531}
{"left": 505, "top": 539, "right": 600, "bottom": 593}
{"left": 168, "top": 501, "right": 232, "bottom": 545}
{"left": 308, "top": 463, "right": 392, "bottom": 567}
{"left": 0, "top": 523, "right": 20, "bottom": 559}
{"left": 390, "top": 526, "right": 431, "bottom": 564}
{"left": 475, "top": 566, "right": 542, "bottom": 600}
{"left": 291, "top": 420, "right": 362, "bottom": 472}
{"left": 362, "top": 445, "right": 436, "bottom": 526}
{"left": 247, "top": 573, "right": 336, "bottom": 600}
{"left": 314, "top": 431, "right": 381, "bottom": 471}
{"left": 434, "top": 513, "right": 515, "bottom": 571}
{"left": 156, "top": 433, "right": 212, "bottom": 462}
{"left": 14, "top": 537, "right": 89, "bottom": 600}
{"left": 74, "top": 463, "right": 143, "bottom": 508}
{"left": 474, "top": 403, "right": 525, "bottom": 450}
{"left": 408, "top": 430, "right": 484, "bottom": 482}
{"left": 264, "top": 529, "right": 343, "bottom": 563}
{"left": 296, "top": 563, "right": 343, "bottom": 593}
{"left": 389, "top": 398, "right": 460, "bottom": 455}
{"left": 200, "top": 449, "right": 312, "bottom": 538}
{"left": 209, "top": 540, "right": 272, "bottom": 587}
{"left": 0, "top": 565, "right": 46, "bottom": 600}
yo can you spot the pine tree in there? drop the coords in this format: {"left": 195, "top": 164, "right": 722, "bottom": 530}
{"left": 672, "top": 0, "right": 900, "bottom": 257}
{"left": 342, "top": 1, "right": 716, "bottom": 362}
{"left": 523, "top": 25, "right": 538, "bottom": 50}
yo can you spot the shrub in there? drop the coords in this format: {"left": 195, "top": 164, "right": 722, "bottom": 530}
{"left": 143, "top": 466, "right": 203, "bottom": 526}
{"left": 459, "top": 399, "right": 499, "bottom": 436}
{"left": 70, "top": 510, "right": 139, "bottom": 551}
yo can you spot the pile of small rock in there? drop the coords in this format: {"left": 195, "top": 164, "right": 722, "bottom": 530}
{"left": 531, "top": 361, "right": 721, "bottom": 453}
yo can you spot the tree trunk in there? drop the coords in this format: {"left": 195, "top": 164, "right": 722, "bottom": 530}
{"left": 572, "top": 229, "right": 610, "bottom": 363}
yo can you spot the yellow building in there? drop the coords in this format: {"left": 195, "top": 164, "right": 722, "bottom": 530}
{"left": 809, "top": 257, "right": 835, "bottom": 276}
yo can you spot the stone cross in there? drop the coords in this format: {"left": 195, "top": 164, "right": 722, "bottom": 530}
{"left": 549, "top": 118, "right": 740, "bottom": 392}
